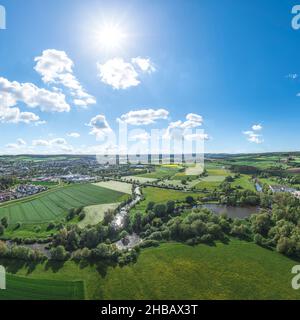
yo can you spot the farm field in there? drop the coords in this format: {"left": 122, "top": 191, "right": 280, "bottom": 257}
{"left": 0, "top": 184, "right": 127, "bottom": 226}
{"left": 185, "top": 163, "right": 204, "bottom": 175}
{"left": 93, "top": 180, "right": 132, "bottom": 194}
{"left": 195, "top": 168, "right": 229, "bottom": 190}
{"left": 78, "top": 203, "right": 120, "bottom": 228}
{"left": 0, "top": 274, "right": 84, "bottom": 300}
{"left": 138, "top": 166, "right": 183, "bottom": 179}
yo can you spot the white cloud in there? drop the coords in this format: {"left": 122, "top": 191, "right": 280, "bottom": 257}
{"left": 67, "top": 132, "right": 80, "bottom": 138}
{"left": 51, "top": 138, "right": 67, "bottom": 145}
{"left": 97, "top": 58, "right": 139, "bottom": 90}
{"left": 131, "top": 57, "right": 155, "bottom": 73}
{"left": 252, "top": 124, "right": 262, "bottom": 131}
{"left": 5, "top": 138, "right": 27, "bottom": 150}
{"left": 164, "top": 113, "right": 204, "bottom": 140}
{"left": 32, "top": 139, "right": 51, "bottom": 147}
{"left": 244, "top": 123, "right": 264, "bottom": 144}
{"left": 17, "top": 138, "right": 26, "bottom": 146}
{"left": 0, "top": 77, "right": 70, "bottom": 125}
{"left": 163, "top": 113, "right": 205, "bottom": 140}
{"left": 97, "top": 57, "right": 155, "bottom": 90}
{"left": 119, "top": 108, "right": 169, "bottom": 125}
{"left": 185, "top": 133, "right": 209, "bottom": 141}
{"left": 34, "top": 49, "right": 96, "bottom": 108}
{"left": 243, "top": 130, "right": 264, "bottom": 144}
{"left": 88, "top": 114, "right": 112, "bottom": 140}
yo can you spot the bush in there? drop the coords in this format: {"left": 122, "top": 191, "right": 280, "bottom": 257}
{"left": 139, "top": 240, "right": 160, "bottom": 248}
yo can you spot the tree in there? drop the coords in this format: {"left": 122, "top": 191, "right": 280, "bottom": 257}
{"left": 103, "top": 210, "right": 114, "bottom": 225}
{"left": 0, "top": 224, "right": 4, "bottom": 236}
{"left": 1, "top": 217, "right": 8, "bottom": 228}
{"left": 50, "top": 245, "right": 69, "bottom": 261}
{"left": 166, "top": 200, "right": 175, "bottom": 214}
{"left": 154, "top": 204, "right": 167, "bottom": 217}
{"left": 186, "top": 196, "right": 195, "bottom": 205}
{"left": 146, "top": 201, "right": 155, "bottom": 212}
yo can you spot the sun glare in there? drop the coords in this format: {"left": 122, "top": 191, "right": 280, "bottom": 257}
{"left": 98, "top": 24, "right": 126, "bottom": 49}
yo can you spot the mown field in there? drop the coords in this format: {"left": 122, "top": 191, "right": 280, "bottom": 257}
{"left": 0, "top": 184, "right": 128, "bottom": 226}
{"left": 1, "top": 240, "right": 299, "bottom": 300}
{"left": 0, "top": 274, "right": 84, "bottom": 300}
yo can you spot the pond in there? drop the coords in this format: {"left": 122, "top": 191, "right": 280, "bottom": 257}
{"left": 201, "top": 204, "right": 259, "bottom": 219}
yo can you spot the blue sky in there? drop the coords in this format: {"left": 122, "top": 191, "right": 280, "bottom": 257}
{"left": 0, "top": 0, "right": 300, "bottom": 154}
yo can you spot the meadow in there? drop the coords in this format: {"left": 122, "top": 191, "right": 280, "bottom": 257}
{"left": 0, "top": 274, "right": 84, "bottom": 300}
{"left": 78, "top": 203, "right": 120, "bottom": 228}
{"left": 0, "top": 184, "right": 127, "bottom": 226}
{"left": 131, "top": 186, "right": 204, "bottom": 217}
{"left": 2, "top": 240, "right": 298, "bottom": 300}
{"left": 95, "top": 241, "right": 300, "bottom": 300}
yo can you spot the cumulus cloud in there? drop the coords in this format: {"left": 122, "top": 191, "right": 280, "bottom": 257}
{"left": 0, "top": 77, "right": 70, "bottom": 125}
{"left": 17, "top": 138, "right": 26, "bottom": 146}
{"left": 34, "top": 49, "right": 96, "bottom": 108}
{"left": 164, "top": 113, "right": 204, "bottom": 140}
{"left": 185, "top": 133, "right": 209, "bottom": 141}
{"left": 252, "top": 124, "right": 262, "bottom": 131}
{"left": 243, "top": 130, "right": 264, "bottom": 144}
{"left": 131, "top": 57, "right": 155, "bottom": 73}
{"left": 119, "top": 108, "right": 169, "bottom": 125}
{"left": 32, "top": 139, "right": 51, "bottom": 147}
{"left": 6, "top": 138, "right": 27, "bottom": 149}
{"left": 88, "top": 114, "right": 112, "bottom": 140}
{"left": 67, "top": 132, "right": 80, "bottom": 138}
{"left": 97, "top": 57, "right": 155, "bottom": 90}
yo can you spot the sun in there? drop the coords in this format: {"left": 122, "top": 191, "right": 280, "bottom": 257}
{"left": 98, "top": 24, "right": 126, "bottom": 50}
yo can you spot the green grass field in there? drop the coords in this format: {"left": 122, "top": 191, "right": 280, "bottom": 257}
{"left": 0, "top": 240, "right": 299, "bottom": 299}
{"left": 231, "top": 174, "right": 256, "bottom": 191}
{"left": 195, "top": 168, "right": 229, "bottom": 190}
{"left": 97, "top": 241, "right": 300, "bottom": 300}
{"left": 131, "top": 187, "right": 204, "bottom": 217}
{"left": 138, "top": 166, "right": 182, "bottom": 179}
{"left": 78, "top": 203, "right": 120, "bottom": 228}
{"left": 0, "top": 184, "right": 127, "bottom": 226}
{"left": 0, "top": 274, "right": 84, "bottom": 300}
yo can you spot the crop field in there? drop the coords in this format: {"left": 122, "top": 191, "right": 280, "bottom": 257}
{"left": 138, "top": 166, "right": 182, "bottom": 179}
{"left": 185, "top": 163, "right": 204, "bottom": 175}
{"left": 93, "top": 180, "right": 132, "bottom": 194}
{"left": 0, "top": 184, "right": 127, "bottom": 225}
{"left": 0, "top": 274, "right": 84, "bottom": 300}
{"left": 195, "top": 168, "right": 229, "bottom": 189}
